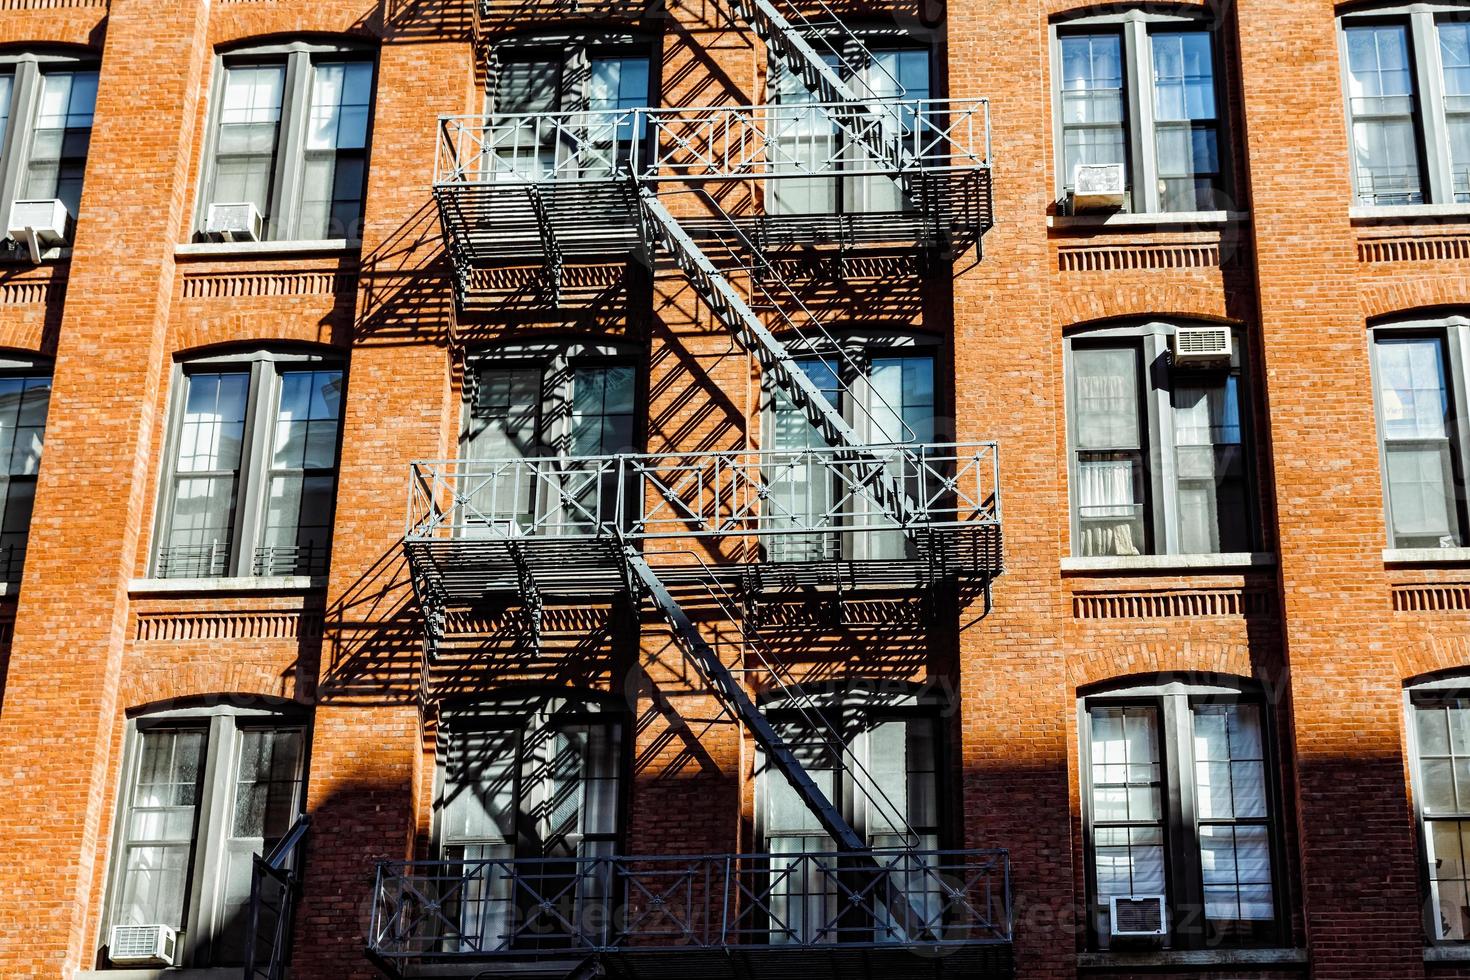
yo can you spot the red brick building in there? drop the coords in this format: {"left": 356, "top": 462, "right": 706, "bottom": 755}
{"left": 1, "top": 0, "right": 1470, "bottom": 978}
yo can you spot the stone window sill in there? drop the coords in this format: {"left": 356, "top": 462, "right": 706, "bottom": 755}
{"left": 1427, "top": 944, "right": 1470, "bottom": 962}
{"left": 1061, "top": 552, "right": 1276, "bottom": 574}
{"left": 174, "top": 239, "right": 360, "bottom": 259}
{"left": 1048, "top": 209, "right": 1247, "bottom": 230}
{"left": 128, "top": 575, "right": 326, "bottom": 596}
{"left": 1350, "top": 203, "right": 1470, "bottom": 222}
{"left": 1384, "top": 547, "right": 1470, "bottom": 565}
{"left": 78, "top": 971, "right": 239, "bottom": 980}
{"left": 1078, "top": 947, "right": 1307, "bottom": 969}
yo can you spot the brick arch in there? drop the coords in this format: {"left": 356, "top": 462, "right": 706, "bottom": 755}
{"left": 209, "top": 27, "right": 382, "bottom": 55}
{"left": 1045, "top": 0, "right": 1215, "bottom": 19}
{"left": 1360, "top": 277, "right": 1470, "bottom": 322}
{"left": 1067, "top": 640, "right": 1257, "bottom": 691}
{"left": 1055, "top": 282, "right": 1239, "bottom": 332}
{"left": 171, "top": 316, "right": 348, "bottom": 355}
{"left": 120, "top": 654, "right": 307, "bottom": 708}
{"left": 1395, "top": 633, "right": 1470, "bottom": 685}
{"left": 0, "top": 321, "right": 52, "bottom": 356}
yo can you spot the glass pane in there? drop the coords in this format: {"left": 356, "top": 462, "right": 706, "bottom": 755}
{"left": 161, "top": 372, "right": 250, "bottom": 577}
{"left": 1193, "top": 703, "right": 1268, "bottom": 820}
{"left": 1152, "top": 32, "right": 1222, "bottom": 211}
{"left": 213, "top": 65, "right": 285, "bottom": 220}
{"left": 1378, "top": 337, "right": 1450, "bottom": 440}
{"left": 260, "top": 369, "right": 342, "bottom": 575}
{"left": 115, "top": 729, "right": 207, "bottom": 930}
{"left": 0, "top": 73, "right": 13, "bottom": 148}
{"left": 1060, "top": 33, "right": 1128, "bottom": 194}
{"left": 24, "top": 70, "right": 98, "bottom": 216}
{"left": 1173, "top": 376, "right": 1249, "bottom": 554}
{"left": 443, "top": 728, "right": 518, "bottom": 844}
{"left": 297, "top": 60, "right": 373, "bottom": 239}
{"left": 767, "top": 358, "right": 841, "bottom": 562}
{"left": 1346, "top": 25, "right": 1424, "bottom": 205}
{"left": 1072, "top": 345, "right": 1147, "bottom": 557}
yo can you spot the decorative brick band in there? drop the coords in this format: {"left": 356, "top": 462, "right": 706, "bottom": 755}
{"left": 1392, "top": 583, "right": 1470, "bottom": 613}
{"left": 135, "top": 610, "right": 324, "bottom": 642}
{"left": 0, "top": 0, "right": 105, "bottom": 7}
{"left": 1358, "top": 236, "right": 1470, "bottom": 264}
{"left": 180, "top": 270, "right": 354, "bottom": 300}
{"left": 1073, "top": 588, "right": 1272, "bottom": 620}
{"left": 0, "top": 279, "right": 60, "bottom": 305}
{"left": 1058, "top": 243, "right": 1222, "bottom": 273}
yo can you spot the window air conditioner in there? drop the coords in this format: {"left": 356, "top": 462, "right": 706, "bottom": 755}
{"left": 1171, "top": 326, "right": 1233, "bottom": 366}
{"left": 108, "top": 923, "right": 178, "bottom": 967}
{"left": 1070, "top": 163, "right": 1127, "bottom": 210}
{"left": 1109, "top": 895, "right": 1168, "bottom": 937}
{"left": 7, "top": 198, "right": 72, "bottom": 263}
{"left": 205, "top": 201, "right": 263, "bottom": 243}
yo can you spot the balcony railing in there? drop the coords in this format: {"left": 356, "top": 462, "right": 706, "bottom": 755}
{"left": 405, "top": 443, "right": 1001, "bottom": 544}
{"left": 368, "top": 849, "right": 1011, "bottom": 964}
{"left": 433, "top": 100, "right": 991, "bottom": 188}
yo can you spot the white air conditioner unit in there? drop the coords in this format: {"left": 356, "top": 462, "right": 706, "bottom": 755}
{"left": 1171, "top": 325, "right": 1233, "bottom": 365}
{"left": 108, "top": 924, "right": 178, "bottom": 966}
{"left": 1070, "top": 163, "right": 1127, "bottom": 210}
{"left": 205, "top": 201, "right": 263, "bottom": 242}
{"left": 7, "top": 198, "right": 72, "bottom": 263}
{"left": 1109, "top": 895, "right": 1168, "bottom": 937}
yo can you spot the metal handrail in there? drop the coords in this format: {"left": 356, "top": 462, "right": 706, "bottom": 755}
{"left": 368, "top": 848, "right": 1011, "bottom": 959}
{"left": 403, "top": 443, "right": 1002, "bottom": 543}
{"left": 433, "top": 100, "right": 991, "bottom": 187}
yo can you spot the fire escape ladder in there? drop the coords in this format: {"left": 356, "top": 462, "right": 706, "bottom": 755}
{"left": 638, "top": 190, "right": 921, "bottom": 528}
{"left": 728, "top": 0, "right": 915, "bottom": 186}
{"left": 624, "top": 547, "right": 938, "bottom": 942}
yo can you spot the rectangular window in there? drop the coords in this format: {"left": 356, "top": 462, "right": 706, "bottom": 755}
{"left": 0, "top": 373, "right": 50, "bottom": 585}
{"left": 109, "top": 718, "right": 306, "bottom": 967}
{"left": 1060, "top": 32, "right": 1129, "bottom": 204}
{"left": 1151, "top": 31, "right": 1222, "bottom": 211}
{"left": 201, "top": 49, "right": 374, "bottom": 242}
{"left": 1084, "top": 692, "right": 1279, "bottom": 950}
{"left": 1068, "top": 330, "right": 1257, "bottom": 557}
{"left": 0, "top": 72, "right": 14, "bottom": 149}
{"left": 23, "top": 70, "right": 97, "bottom": 217}
{"left": 1345, "top": 24, "right": 1424, "bottom": 205}
{"left": 1413, "top": 696, "right": 1470, "bottom": 941}
{"left": 1373, "top": 335, "right": 1465, "bottom": 548}
{"left": 156, "top": 357, "right": 343, "bottom": 579}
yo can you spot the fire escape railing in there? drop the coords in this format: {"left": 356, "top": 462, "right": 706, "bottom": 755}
{"left": 405, "top": 444, "right": 1000, "bottom": 543}
{"left": 243, "top": 815, "right": 311, "bottom": 980}
{"left": 368, "top": 849, "right": 1011, "bottom": 960}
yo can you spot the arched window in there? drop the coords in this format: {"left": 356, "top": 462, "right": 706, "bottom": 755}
{"left": 152, "top": 347, "right": 345, "bottom": 579}
{"left": 1407, "top": 677, "right": 1470, "bottom": 942}
{"left": 195, "top": 39, "right": 377, "bottom": 242}
{"left": 102, "top": 700, "right": 310, "bottom": 968}
{"left": 0, "top": 48, "right": 98, "bottom": 250}
{"left": 1065, "top": 320, "right": 1259, "bottom": 558}
{"left": 1079, "top": 676, "right": 1285, "bottom": 951}
{"left": 434, "top": 693, "right": 626, "bottom": 952}
{"left": 1050, "top": 8, "right": 1230, "bottom": 214}
{"left": 1368, "top": 313, "right": 1470, "bottom": 551}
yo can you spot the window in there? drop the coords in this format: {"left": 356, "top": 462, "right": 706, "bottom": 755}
{"left": 1340, "top": 6, "right": 1470, "bottom": 207}
{"left": 104, "top": 705, "right": 308, "bottom": 967}
{"left": 1066, "top": 323, "right": 1257, "bottom": 557}
{"left": 1081, "top": 679, "right": 1283, "bottom": 950}
{"left": 0, "top": 359, "right": 51, "bottom": 586}
{"left": 764, "top": 335, "right": 938, "bottom": 562}
{"left": 1052, "top": 12, "right": 1227, "bottom": 213}
{"left": 1370, "top": 316, "right": 1470, "bottom": 549}
{"left": 435, "top": 695, "right": 625, "bottom": 952}
{"left": 766, "top": 37, "right": 933, "bottom": 214}
{"left": 488, "top": 34, "right": 655, "bottom": 180}
{"left": 154, "top": 350, "right": 344, "bottom": 579}
{"left": 756, "top": 685, "right": 944, "bottom": 944}
{"left": 461, "top": 343, "right": 639, "bottom": 534}
{"left": 1408, "top": 683, "right": 1470, "bottom": 942}
{"left": 0, "top": 50, "right": 97, "bottom": 244}
{"left": 197, "top": 41, "right": 375, "bottom": 241}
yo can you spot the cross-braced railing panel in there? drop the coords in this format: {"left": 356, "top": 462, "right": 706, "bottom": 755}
{"left": 433, "top": 101, "right": 989, "bottom": 188}
{"left": 368, "top": 849, "right": 1011, "bottom": 962}
{"left": 404, "top": 444, "right": 1000, "bottom": 544}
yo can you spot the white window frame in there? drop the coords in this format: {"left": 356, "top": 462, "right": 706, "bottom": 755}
{"left": 1338, "top": 3, "right": 1470, "bottom": 208}
{"left": 150, "top": 347, "right": 345, "bottom": 580}
{"left": 193, "top": 39, "right": 377, "bottom": 243}
{"left": 1049, "top": 9, "right": 1232, "bottom": 215}
{"left": 1064, "top": 321, "right": 1258, "bottom": 558}
{"left": 0, "top": 48, "right": 99, "bottom": 253}
{"left": 1367, "top": 314, "right": 1470, "bottom": 549}
{"left": 99, "top": 702, "right": 310, "bottom": 969}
